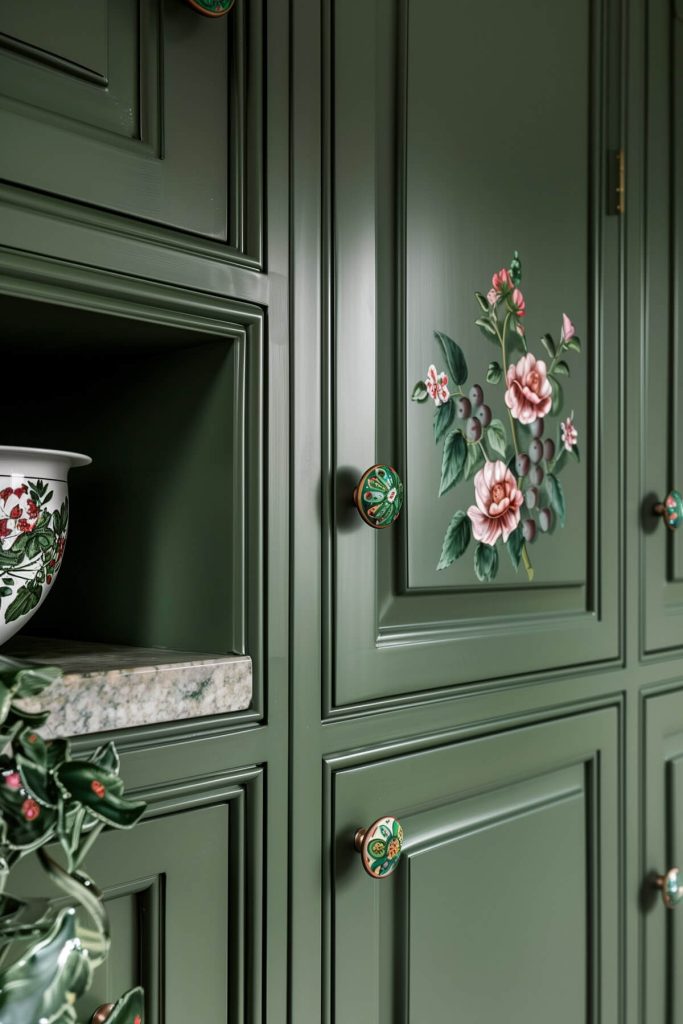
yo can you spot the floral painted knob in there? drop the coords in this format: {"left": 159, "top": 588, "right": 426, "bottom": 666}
{"left": 184, "top": 0, "right": 235, "bottom": 16}
{"left": 655, "top": 867, "right": 683, "bottom": 908}
{"left": 354, "top": 816, "right": 404, "bottom": 878}
{"left": 654, "top": 490, "right": 683, "bottom": 531}
{"left": 353, "top": 465, "right": 404, "bottom": 529}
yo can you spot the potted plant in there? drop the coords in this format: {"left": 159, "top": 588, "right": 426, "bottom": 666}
{"left": 0, "top": 654, "right": 146, "bottom": 1023}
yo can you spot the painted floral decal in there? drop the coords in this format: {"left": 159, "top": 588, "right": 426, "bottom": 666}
{"left": 364, "top": 818, "right": 404, "bottom": 877}
{"left": 0, "top": 480, "right": 69, "bottom": 624}
{"left": 412, "top": 252, "right": 582, "bottom": 581}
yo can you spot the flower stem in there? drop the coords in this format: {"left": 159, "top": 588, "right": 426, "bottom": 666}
{"left": 494, "top": 311, "right": 534, "bottom": 580}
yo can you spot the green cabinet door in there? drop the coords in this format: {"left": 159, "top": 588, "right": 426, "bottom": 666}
{"left": 326, "top": 0, "right": 622, "bottom": 709}
{"left": 9, "top": 803, "right": 243, "bottom": 1022}
{"left": 643, "top": 688, "right": 683, "bottom": 1022}
{"left": 642, "top": 0, "right": 683, "bottom": 654}
{"left": 0, "top": 0, "right": 262, "bottom": 251}
{"left": 328, "top": 708, "right": 619, "bottom": 1023}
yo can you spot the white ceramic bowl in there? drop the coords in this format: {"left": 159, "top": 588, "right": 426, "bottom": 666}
{"left": 0, "top": 447, "right": 91, "bottom": 646}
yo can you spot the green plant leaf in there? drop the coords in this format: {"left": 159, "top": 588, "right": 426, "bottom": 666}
{"left": 507, "top": 524, "right": 524, "bottom": 571}
{"left": 90, "top": 740, "right": 120, "bottom": 775}
{"left": 437, "top": 511, "right": 471, "bottom": 570}
{"left": 475, "top": 317, "right": 498, "bottom": 342}
{"left": 0, "top": 589, "right": 11, "bottom": 599}
{"left": 439, "top": 431, "right": 467, "bottom": 496}
{"left": 0, "top": 660, "right": 61, "bottom": 700}
{"left": 433, "top": 400, "right": 455, "bottom": 443}
{"left": 17, "top": 728, "right": 47, "bottom": 766}
{"left": 541, "top": 334, "right": 556, "bottom": 359}
{"left": 486, "top": 419, "right": 508, "bottom": 460}
{"left": 475, "top": 292, "right": 490, "bottom": 312}
{"left": 434, "top": 331, "right": 468, "bottom": 385}
{"left": 104, "top": 986, "right": 145, "bottom": 1024}
{"left": 16, "top": 756, "right": 57, "bottom": 809}
{"left": 546, "top": 473, "right": 567, "bottom": 527}
{"left": 474, "top": 542, "right": 499, "bottom": 582}
{"left": 411, "top": 380, "right": 428, "bottom": 402}
{"left": 1, "top": 579, "right": 12, "bottom": 587}
{"left": 554, "top": 360, "right": 571, "bottom": 376}
{"left": 54, "top": 763, "right": 146, "bottom": 830}
{"left": 0, "top": 551, "right": 23, "bottom": 570}
{"left": 565, "top": 336, "right": 582, "bottom": 353}
{"left": 464, "top": 441, "right": 484, "bottom": 480}
{"left": 5, "top": 705, "right": 49, "bottom": 731}
{"left": 550, "top": 377, "right": 564, "bottom": 415}
{"left": 486, "top": 361, "right": 503, "bottom": 384}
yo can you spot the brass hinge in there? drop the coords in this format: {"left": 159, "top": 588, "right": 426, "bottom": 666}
{"left": 616, "top": 148, "right": 625, "bottom": 214}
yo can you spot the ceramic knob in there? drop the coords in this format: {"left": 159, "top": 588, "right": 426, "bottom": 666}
{"left": 353, "top": 465, "right": 404, "bottom": 529}
{"left": 655, "top": 867, "right": 683, "bottom": 908}
{"left": 184, "top": 0, "right": 235, "bottom": 15}
{"left": 354, "top": 816, "right": 404, "bottom": 878}
{"left": 90, "top": 1006, "right": 115, "bottom": 1024}
{"left": 654, "top": 490, "right": 683, "bottom": 531}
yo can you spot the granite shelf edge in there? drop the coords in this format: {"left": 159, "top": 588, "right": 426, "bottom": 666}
{"left": 4, "top": 637, "right": 252, "bottom": 739}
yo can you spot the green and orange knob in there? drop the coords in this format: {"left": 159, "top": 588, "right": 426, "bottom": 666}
{"left": 655, "top": 867, "right": 683, "bottom": 908}
{"left": 354, "top": 816, "right": 404, "bottom": 878}
{"left": 654, "top": 489, "right": 683, "bottom": 531}
{"left": 353, "top": 465, "right": 404, "bottom": 529}
{"left": 184, "top": 0, "right": 235, "bottom": 16}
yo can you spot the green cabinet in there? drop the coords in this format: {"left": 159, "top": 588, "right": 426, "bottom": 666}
{"left": 330, "top": 709, "right": 619, "bottom": 1022}
{"left": 0, "top": 0, "right": 263, "bottom": 257}
{"left": 327, "top": 0, "right": 621, "bottom": 710}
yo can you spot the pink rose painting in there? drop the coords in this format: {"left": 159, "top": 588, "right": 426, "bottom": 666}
{"left": 412, "top": 250, "right": 582, "bottom": 583}
{"left": 467, "top": 461, "right": 523, "bottom": 545}
{"left": 504, "top": 353, "right": 552, "bottom": 425}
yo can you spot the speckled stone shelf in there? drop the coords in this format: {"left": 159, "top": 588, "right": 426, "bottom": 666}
{"left": 3, "top": 637, "right": 252, "bottom": 738}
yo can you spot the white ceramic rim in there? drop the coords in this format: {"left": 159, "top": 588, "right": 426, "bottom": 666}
{"left": 0, "top": 446, "right": 91, "bottom": 469}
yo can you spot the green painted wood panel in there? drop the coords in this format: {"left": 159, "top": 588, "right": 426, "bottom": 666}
{"left": 642, "top": 0, "right": 683, "bottom": 655}
{"left": 642, "top": 687, "right": 683, "bottom": 1022}
{"left": 0, "top": 0, "right": 262, "bottom": 249}
{"left": 10, "top": 806, "right": 230, "bottom": 1022}
{"left": 329, "top": 708, "right": 620, "bottom": 1023}
{"left": 327, "top": 0, "right": 622, "bottom": 709}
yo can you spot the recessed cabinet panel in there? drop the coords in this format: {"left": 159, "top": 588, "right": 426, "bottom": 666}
{"left": 10, "top": 805, "right": 235, "bottom": 1021}
{"left": 0, "top": 0, "right": 262, "bottom": 253}
{"left": 643, "top": 688, "right": 683, "bottom": 1022}
{"left": 328, "top": 0, "right": 621, "bottom": 708}
{"left": 642, "top": 0, "right": 683, "bottom": 653}
{"left": 329, "top": 708, "right": 619, "bottom": 1023}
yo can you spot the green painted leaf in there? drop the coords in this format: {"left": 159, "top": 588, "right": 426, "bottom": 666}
{"left": 554, "top": 360, "right": 571, "bottom": 376}
{"left": 541, "top": 333, "right": 556, "bottom": 359}
{"left": 437, "top": 511, "right": 471, "bottom": 570}
{"left": 507, "top": 524, "right": 524, "bottom": 571}
{"left": 433, "top": 400, "right": 455, "bottom": 443}
{"left": 546, "top": 473, "right": 567, "bottom": 527}
{"left": 411, "top": 380, "right": 428, "bottom": 402}
{"left": 509, "top": 250, "right": 522, "bottom": 286}
{"left": 1, "top": 579, "right": 12, "bottom": 587}
{"left": 474, "top": 542, "right": 499, "bottom": 582}
{"left": 17, "top": 728, "right": 47, "bottom": 766}
{"left": 4, "top": 585, "right": 41, "bottom": 624}
{"left": 0, "top": 589, "right": 11, "bottom": 598}
{"left": 55, "top": 762, "right": 146, "bottom": 829}
{"left": 475, "top": 292, "right": 490, "bottom": 312}
{"left": 550, "top": 377, "right": 564, "bottom": 415}
{"left": 464, "top": 441, "right": 484, "bottom": 480}
{"left": 475, "top": 317, "right": 498, "bottom": 342}
{"left": 439, "top": 431, "right": 467, "bottom": 496}
{"left": 434, "top": 331, "right": 468, "bottom": 385}
{"left": 0, "top": 551, "right": 23, "bottom": 570}
{"left": 45, "top": 739, "right": 70, "bottom": 771}
{"left": 5, "top": 705, "right": 49, "bottom": 731}
{"left": 486, "top": 419, "right": 508, "bottom": 460}
{"left": 486, "top": 361, "right": 503, "bottom": 384}
{"left": 565, "top": 336, "right": 582, "bottom": 353}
